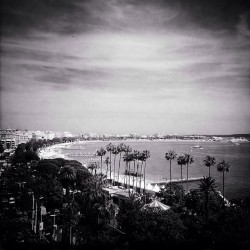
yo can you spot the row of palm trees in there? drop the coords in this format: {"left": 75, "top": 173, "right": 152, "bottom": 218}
{"left": 94, "top": 145, "right": 230, "bottom": 203}
{"left": 165, "top": 151, "right": 230, "bottom": 203}
{"left": 96, "top": 143, "right": 150, "bottom": 194}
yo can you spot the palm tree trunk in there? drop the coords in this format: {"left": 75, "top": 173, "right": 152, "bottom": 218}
{"left": 113, "top": 155, "right": 116, "bottom": 186}
{"left": 139, "top": 161, "right": 143, "bottom": 194}
{"left": 100, "top": 156, "right": 102, "bottom": 175}
{"left": 144, "top": 161, "right": 147, "bottom": 197}
{"left": 109, "top": 155, "right": 112, "bottom": 184}
{"left": 222, "top": 170, "right": 225, "bottom": 207}
{"left": 170, "top": 160, "right": 172, "bottom": 205}
{"left": 106, "top": 163, "right": 108, "bottom": 180}
{"left": 205, "top": 192, "right": 209, "bottom": 222}
{"left": 186, "top": 164, "right": 189, "bottom": 192}
{"left": 181, "top": 165, "right": 183, "bottom": 184}
{"left": 136, "top": 161, "right": 139, "bottom": 192}
{"left": 124, "top": 161, "right": 127, "bottom": 188}
{"left": 128, "top": 162, "right": 131, "bottom": 192}
{"left": 117, "top": 153, "right": 122, "bottom": 184}
{"left": 132, "top": 161, "right": 135, "bottom": 191}
{"left": 209, "top": 166, "right": 210, "bottom": 178}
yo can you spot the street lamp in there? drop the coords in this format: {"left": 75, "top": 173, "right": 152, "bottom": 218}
{"left": 50, "top": 214, "right": 57, "bottom": 241}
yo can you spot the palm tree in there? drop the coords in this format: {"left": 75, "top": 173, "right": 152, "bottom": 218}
{"left": 117, "top": 143, "right": 125, "bottom": 185}
{"left": 143, "top": 150, "right": 150, "bottom": 198}
{"left": 132, "top": 150, "right": 139, "bottom": 191}
{"left": 104, "top": 157, "right": 110, "bottom": 181}
{"left": 128, "top": 152, "right": 134, "bottom": 191}
{"left": 111, "top": 146, "right": 119, "bottom": 185}
{"left": 96, "top": 147, "right": 106, "bottom": 175}
{"left": 184, "top": 154, "right": 194, "bottom": 192}
{"left": 217, "top": 160, "right": 230, "bottom": 207}
{"left": 123, "top": 153, "right": 130, "bottom": 189}
{"left": 138, "top": 152, "right": 144, "bottom": 193}
{"left": 123, "top": 145, "right": 132, "bottom": 187}
{"left": 199, "top": 176, "right": 217, "bottom": 221}
{"left": 136, "top": 151, "right": 143, "bottom": 192}
{"left": 177, "top": 155, "right": 186, "bottom": 184}
{"left": 87, "top": 162, "right": 99, "bottom": 176}
{"left": 59, "top": 166, "right": 76, "bottom": 198}
{"left": 204, "top": 155, "right": 216, "bottom": 178}
{"left": 106, "top": 143, "right": 114, "bottom": 184}
{"left": 165, "top": 150, "right": 177, "bottom": 205}
{"left": 123, "top": 152, "right": 133, "bottom": 191}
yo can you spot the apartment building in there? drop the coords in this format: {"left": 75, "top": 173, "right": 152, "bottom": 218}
{"left": 0, "top": 129, "right": 16, "bottom": 149}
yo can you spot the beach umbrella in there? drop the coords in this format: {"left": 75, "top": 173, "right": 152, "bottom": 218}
{"left": 146, "top": 183, "right": 153, "bottom": 190}
{"left": 142, "top": 200, "right": 170, "bottom": 211}
{"left": 152, "top": 184, "right": 160, "bottom": 192}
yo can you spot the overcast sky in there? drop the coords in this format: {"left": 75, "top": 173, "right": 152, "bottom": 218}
{"left": 1, "top": 0, "right": 250, "bottom": 135}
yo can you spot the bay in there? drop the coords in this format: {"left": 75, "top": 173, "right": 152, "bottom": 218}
{"left": 62, "top": 140, "right": 250, "bottom": 200}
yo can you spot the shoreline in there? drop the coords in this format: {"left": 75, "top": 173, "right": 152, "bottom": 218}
{"left": 38, "top": 142, "right": 158, "bottom": 186}
{"left": 37, "top": 141, "right": 242, "bottom": 202}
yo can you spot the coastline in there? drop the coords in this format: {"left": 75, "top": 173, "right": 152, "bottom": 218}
{"left": 38, "top": 141, "right": 157, "bottom": 187}
{"left": 37, "top": 140, "right": 249, "bottom": 200}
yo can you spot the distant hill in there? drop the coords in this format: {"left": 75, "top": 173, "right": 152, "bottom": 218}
{"left": 208, "top": 134, "right": 250, "bottom": 139}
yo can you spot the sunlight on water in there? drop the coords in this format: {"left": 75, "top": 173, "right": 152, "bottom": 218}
{"left": 62, "top": 141, "right": 250, "bottom": 200}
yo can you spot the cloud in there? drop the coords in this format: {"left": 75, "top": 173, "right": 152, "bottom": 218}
{"left": 237, "top": 13, "right": 250, "bottom": 38}
{"left": 1, "top": 45, "right": 79, "bottom": 62}
{"left": 2, "top": 0, "right": 249, "bottom": 37}
{"left": 1, "top": 0, "right": 250, "bottom": 134}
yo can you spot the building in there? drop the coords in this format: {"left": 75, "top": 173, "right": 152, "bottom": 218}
{"left": 15, "top": 130, "right": 32, "bottom": 145}
{"left": 0, "top": 129, "right": 16, "bottom": 149}
{"left": 32, "top": 131, "right": 47, "bottom": 140}
{"left": 45, "top": 131, "right": 55, "bottom": 140}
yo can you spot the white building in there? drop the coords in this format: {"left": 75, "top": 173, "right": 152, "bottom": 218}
{"left": 45, "top": 131, "right": 55, "bottom": 140}
{"left": 15, "top": 130, "right": 32, "bottom": 145}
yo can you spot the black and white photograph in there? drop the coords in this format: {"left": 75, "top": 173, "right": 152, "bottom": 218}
{"left": 1, "top": 0, "right": 250, "bottom": 249}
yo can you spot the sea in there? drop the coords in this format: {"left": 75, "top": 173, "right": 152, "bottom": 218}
{"left": 61, "top": 140, "right": 250, "bottom": 200}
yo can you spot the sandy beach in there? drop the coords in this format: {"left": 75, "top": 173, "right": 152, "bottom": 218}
{"left": 38, "top": 141, "right": 158, "bottom": 190}
{"left": 38, "top": 142, "right": 73, "bottom": 159}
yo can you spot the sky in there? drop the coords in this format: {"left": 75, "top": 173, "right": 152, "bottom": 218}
{"left": 1, "top": 0, "right": 250, "bottom": 135}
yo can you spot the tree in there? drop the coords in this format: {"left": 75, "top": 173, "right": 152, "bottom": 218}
{"left": 24, "top": 150, "right": 40, "bottom": 163}
{"left": 143, "top": 150, "right": 150, "bottom": 198}
{"left": 36, "top": 159, "right": 60, "bottom": 179}
{"left": 184, "top": 154, "right": 194, "bottom": 192}
{"left": 106, "top": 143, "right": 114, "bottom": 184}
{"left": 123, "top": 145, "right": 132, "bottom": 188}
{"left": 217, "top": 160, "right": 230, "bottom": 207}
{"left": 104, "top": 157, "right": 110, "bottom": 181}
{"left": 117, "top": 195, "right": 185, "bottom": 246}
{"left": 117, "top": 143, "right": 126, "bottom": 185}
{"left": 96, "top": 147, "right": 106, "bottom": 175}
{"left": 75, "top": 168, "right": 93, "bottom": 191}
{"left": 62, "top": 198, "right": 80, "bottom": 246}
{"left": 177, "top": 155, "right": 186, "bottom": 184}
{"left": 123, "top": 153, "right": 130, "bottom": 189}
{"left": 165, "top": 150, "right": 177, "bottom": 205}
{"left": 87, "top": 162, "right": 99, "bottom": 176}
{"left": 199, "top": 177, "right": 217, "bottom": 222}
{"left": 0, "top": 144, "right": 4, "bottom": 156}
{"left": 204, "top": 155, "right": 216, "bottom": 178}
{"left": 59, "top": 166, "right": 76, "bottom": 198}
{"left": 157, "top": 183, "right": 185, "bottom": 206}
{"left": 111, "top": 146, "right": 119, "bottom": 185}
{"left": 132, "top": 150, "right": 139, "bottom": 190}
{"left": 138, "top": 151, "right": 145, "bottom": 194}
{"left": 123, "top": 152, "right": 134, "bottom": 191}
{"left": 12, "top": 143, "right": 26, "bottom": 164}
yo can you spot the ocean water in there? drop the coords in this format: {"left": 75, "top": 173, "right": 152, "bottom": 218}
{"left": 62, "top": 140, "right": 250, "bottom": 200}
